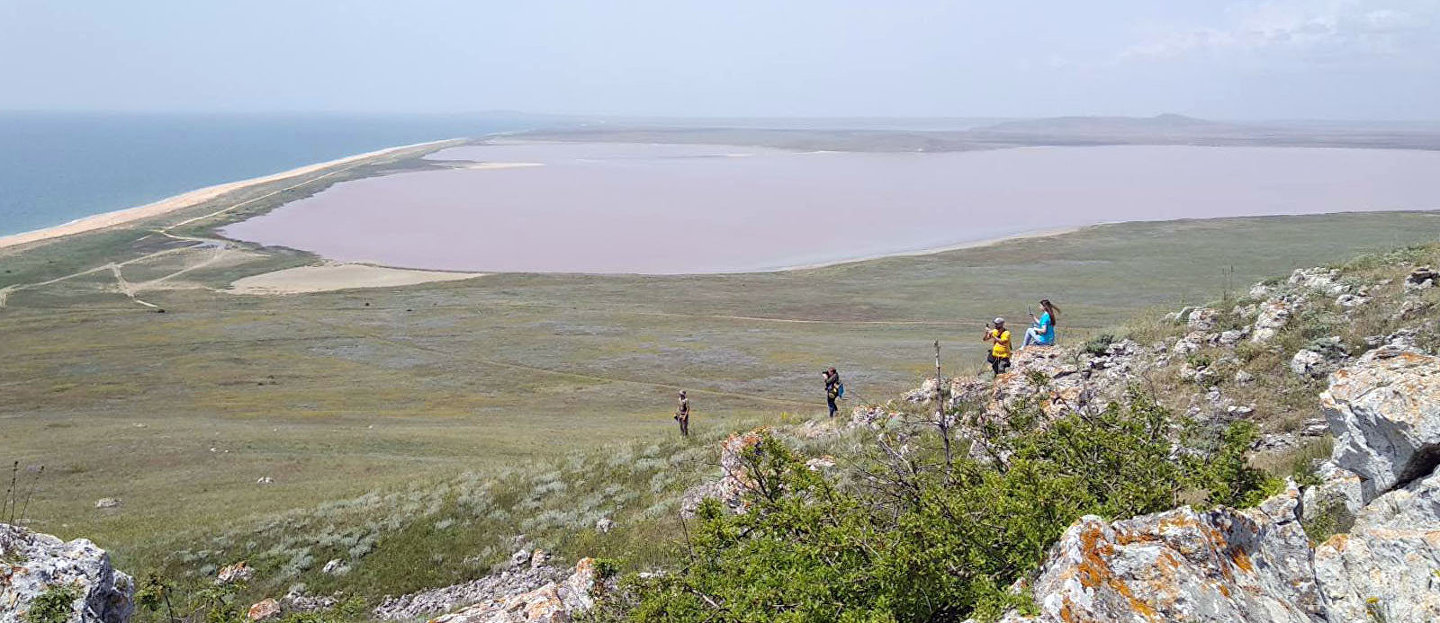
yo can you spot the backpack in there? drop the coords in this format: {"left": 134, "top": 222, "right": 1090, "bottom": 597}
{"left": 837, "top": 382, "right": 845, "bottom": 399}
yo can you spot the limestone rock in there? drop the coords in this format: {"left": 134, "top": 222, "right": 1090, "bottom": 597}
{"left": 1299, "top": 460, "right": 1365, "bottom": 525}
{"left": 594, "top": 518, "right": 613, "bottom": 534}
{"left": 93, "top": 498, "right": 121, "bottom": 510}
{"left": 1251, "top": 299, "right": 1294, "bottom": 343}
{"left": 1404, "top": 266, "right": 1437, "bottom": 292}
{"left": 1290, "top": 267, "right": 1348, "bottom": 296}
{"left": 1186, "top": 307, "right": 1219, "bottom": 332}
{"left": 216, "top": 561, "right": 255, "bottom": 585}
{"left": 1321, "top": 346, "right": 1440, "bottom": 501}
{"left": 680, "top": 430, "right": 764, "bottom": 518}
{"left": 427, "top": 559, "right": 603, "bottom": 623}
{"left": 1314, "top": 468, "right": 1440, "bottom": 622}
{"left": 0, "top": 523, "right": 133, "bottom": 623}
{"left": 247, "top": 598, "right": 281, "bottom": 622}
{"left": 1030, "top": 484, "right": 1326, "bottom": 623}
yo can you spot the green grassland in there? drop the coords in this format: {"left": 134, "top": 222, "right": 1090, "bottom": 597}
{"left": 3, "top": 140, "right": 1440, "bottom": 594}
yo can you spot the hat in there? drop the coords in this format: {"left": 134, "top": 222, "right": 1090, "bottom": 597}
{"left": 994, "top": 317, "right": 1005, "bottom": 325}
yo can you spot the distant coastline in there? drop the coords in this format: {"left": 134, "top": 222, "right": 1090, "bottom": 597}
{"left": 0, "top": 138, "right": 461, "bottom": 251}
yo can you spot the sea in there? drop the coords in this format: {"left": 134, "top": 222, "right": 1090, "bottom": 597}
{"left": 0, "top": 112, "right": 529, "bottom": 237}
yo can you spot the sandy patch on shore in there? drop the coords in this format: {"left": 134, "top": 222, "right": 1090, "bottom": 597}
{"left": 0, "top": 138, "right": 463, "bottom": 251}
{"left": 445, "top": 162, "right": 545, "bottom": 171}
{"left": 228, "top": 263, "right": 484, "bottom": 295}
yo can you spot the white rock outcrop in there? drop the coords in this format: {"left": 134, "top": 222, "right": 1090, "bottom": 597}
{"left": 1321, "top": 346, "right": 1440, "bottom": 501}
{"left": 0, "top": 524, "right": 133, "bottom": 623}
{"left": 427, "top": 558, "right": 602, "bottom": 623}
{"left": 1314, "top": 468, "right": 1440, "bottom": 622}
{"left": 1251, "top": 299, "right": 1294, "bottom": 343}
{"left": 1029, "top": 484, "right": 1326, "bottom": 623}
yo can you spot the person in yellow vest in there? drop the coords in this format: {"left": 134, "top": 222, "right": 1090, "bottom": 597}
{"left": 983, "top": 317, "right": 1013, "bottom": 376}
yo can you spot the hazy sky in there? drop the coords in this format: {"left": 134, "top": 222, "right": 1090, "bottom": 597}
{"left": 2, "top": 0, "right": 1437, "bottom": 119}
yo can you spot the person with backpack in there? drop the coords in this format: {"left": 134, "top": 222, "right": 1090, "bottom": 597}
{"left": 983, "top": 318, "right": 1013, "bottom": 376}
{"left": 823, "top": 367, "right": 843, "bottom": 418}
{"left": 674, "top": 390, "right": 690, "bottom": 437}
{"left": 1021, "top": 299, "right": 1061, "bottom": 349}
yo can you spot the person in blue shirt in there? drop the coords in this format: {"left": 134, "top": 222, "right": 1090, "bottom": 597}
{"left": 1021, "top": 299, "right": 1060, "bottom": 349}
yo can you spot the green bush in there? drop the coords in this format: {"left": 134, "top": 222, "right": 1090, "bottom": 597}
{"left": 592, "top": 392, "right": 1274, "bottom": 622}
{"left": 25, "top": 584, "right": 81, "bottom": 623}
{"left": 1081, "top": 333, "right": 1116, "bottom": 356}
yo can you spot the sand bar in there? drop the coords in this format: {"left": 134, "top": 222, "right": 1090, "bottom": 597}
{"left": 0, "top": 138, "right": 463, "bottom": 251}
{"left": 228, "top": 263, "right": 484, "bottom": 295}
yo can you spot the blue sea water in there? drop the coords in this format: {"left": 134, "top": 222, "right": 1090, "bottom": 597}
{"left": 0, "top": 112, "right": 529, "bottom": 236}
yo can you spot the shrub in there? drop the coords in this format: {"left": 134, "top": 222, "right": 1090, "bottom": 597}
{"left": 595, "top": 392, "right": 1273, "bottom": 622}
{"left": 25, "top": 584, "right": 81, "bottom": 623}
{"left": 1082, "top": 333, "right": 1116, "bottom": 356}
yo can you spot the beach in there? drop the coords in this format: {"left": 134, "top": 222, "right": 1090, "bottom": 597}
{"left": 0, "top": 138, "right": 463, "bottom": 251}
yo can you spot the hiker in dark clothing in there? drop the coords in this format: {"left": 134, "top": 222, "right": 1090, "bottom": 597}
{"left": 674, "top": 390, "right": 690, "bottom": 437}
{"left": 823, "top": 367, "right": 842, "bottom": 418}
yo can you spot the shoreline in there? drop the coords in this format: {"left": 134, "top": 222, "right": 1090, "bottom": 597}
{"left": 762, "top": 226, "right": 1087, "bottom": 273}
{"left": 0, "top": 138, "right": 464, "bottom": 251}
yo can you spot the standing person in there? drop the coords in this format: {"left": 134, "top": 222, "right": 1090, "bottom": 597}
{"left": 1021, "top": 299, "right": 1061, "bottom": 349}
{"left": 823, "top": 367, "right": 842, "bottom": 418}
{"left": 674, "top": 390, "right": 690, "bottom": 437}
{"left": 983, "top": 318, "right": 1013, "bottom": 376}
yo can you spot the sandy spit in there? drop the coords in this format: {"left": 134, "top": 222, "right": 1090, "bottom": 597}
{"left": 228, "top": 263, "right": 484, "bottom": 295}
{"left": 0, "top": 138, "right": 464, "bottom": 251}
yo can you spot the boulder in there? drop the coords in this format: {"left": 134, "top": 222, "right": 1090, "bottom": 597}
{"left": 1251, "top": 299, "right": 1294, "bottom": 343}
{"left": 0, "top": 524, "right": 133, "bottom": 623}
{"left": 1321, "top": 347, "right": 1440, "bottom": 501}
{"left": 1029, "top": 483, "right": 1326, "bottom": 623}
{"left": 428, "top": 559, "right": 603, "bottom": 623}
{"left": 247, "top": 598, "right": 281, "bottom": 622}
{"left": 216, "top": 561, "right": 255, "bottom": 585}
{"left": 93, "top": 499, "right": 121, "bottom": 510}
{"left": 1299, "top": 461, "right": 1365, "bottom": 525}
{"left": 1404, "top": 266, "right": 1437, "bottom": 292}
{"left": 1314, "top": 468, "right": 1440, "bottom": 622}
{"left": 680, "top": 430, "right": 764, "bottom": 517}
{"left": 1289, "top": 349, "right": 1329, "bottom": 378}
{"left": 1187, "top": 307, "right": 1219, "bottom": 332}
{"left": 1290, "top": 267, "right": 1348, "bottom": 296}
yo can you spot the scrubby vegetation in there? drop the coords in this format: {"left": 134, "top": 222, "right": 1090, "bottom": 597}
{"left": 25, "top": 584, "right": 81, "bottom": 623}
{"left": 587, "top": 393, "right": 1271, "bottom": 622}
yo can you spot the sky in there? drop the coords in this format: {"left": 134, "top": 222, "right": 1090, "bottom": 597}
{"left": 1, "top": 0, "right": 1437, "bottom": 120}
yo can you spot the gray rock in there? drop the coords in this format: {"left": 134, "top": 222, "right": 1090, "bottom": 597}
{"left": 1030, "top": 483, "right": 1326, "bottom": 623}
{"left": 594, "top": 518, "right": 613, "bottom": 534}
{"left": 1290, "top": 349, "right": 1330, "bottom": 378}
{"left": 1290, "top": 267, "right": 1349, "bottom": 296}
{"left": 1321, "top": 347, "right": 1440, "bottom": 501}
{"left": 0, "top": 524, "right": 133, "bottom": 623}
{"left": 1314, "top": 467, "right": 1440, "bottom": 622}
{"left": 1299, "top": 460, "right": 1364, "bottom": 524}
{"left": 1251, "top": 298, "right": 1294, "bottom": 343}
{"left": 425, "top": 558, "right": 604, "bottom": 623}
{"left": 1404, "top": 266, "right": 1437, "bottom": 292}
{"left": 1187, "top": 307, "right": 1219, "bottom": 332}
{"left": 93, "top": 498, "right": 121, "bottom": 510}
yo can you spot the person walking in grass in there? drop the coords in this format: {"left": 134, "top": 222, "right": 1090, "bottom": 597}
{"left": 674, "top": 390, "right": 690, "bottom": 437}
{"left": 823, "top": 367, "right": 842, "bottom": 418}
{"left": 1021, "top": 299, "right": 1061, "bottom": 350}
{"left": 983, "top": 317, "right": 1013, "bottom": 376}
